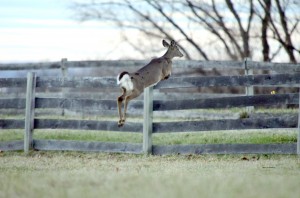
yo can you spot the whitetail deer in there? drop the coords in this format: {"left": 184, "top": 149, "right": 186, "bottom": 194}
{"left": 116, "top": 40, "right": 183, "bottom": 127}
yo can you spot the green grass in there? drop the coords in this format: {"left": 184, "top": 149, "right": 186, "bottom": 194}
{"left": 33, "top": 129, "right": 143, "bottom": 143}
{"left": 0, "top": 152, "right": 299, "bottom": 198}
{"left": 153, "top": 129, "right": 297, "bottom": 145}
{"left": 1, "top": 129, "right": 297, "bottom": 145}
{"left": 1, "top": 128, "right": 297, "bottom": 145}
{"left": 0, "top": 130, "right": 24, "bottom": 141}
{"left": 0, "top": 107, "right": 298, "bottom": 145}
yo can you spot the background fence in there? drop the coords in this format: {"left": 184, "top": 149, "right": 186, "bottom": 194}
{"left": 0, "top": 60, "right": 300, "bottom": 154}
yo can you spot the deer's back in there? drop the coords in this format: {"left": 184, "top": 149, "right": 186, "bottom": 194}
{"left": 134, "top": 58, "right": 169, "bottom": 87}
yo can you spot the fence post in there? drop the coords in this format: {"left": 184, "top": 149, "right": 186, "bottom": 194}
{"left": 61, "top": 58, "right": 68, "bottom": 77}
{"left": 61, "top": 58, "right": 68, "bottom": 116}
{"left": 24, "top": 72, "right": 36, "bottom": 153}
{"left": 143, "top": 86, "right": 153, "bottom": 155}
{"left": 298, "top": 87, "right": 300, "bottom": 155}
{"left": 244, "top": 58, "right": 254, "bottom": 113}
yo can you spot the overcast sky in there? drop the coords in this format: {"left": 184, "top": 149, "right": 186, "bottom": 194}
{"left": 0, "top": 0, "right": 133, "bottom": 63}
{"left": 1, "top": 0, "right": 299, "bottom": 64}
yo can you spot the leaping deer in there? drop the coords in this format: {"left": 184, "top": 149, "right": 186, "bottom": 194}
{"left": 116, "top": 40, "right": 183, "bottom": 127}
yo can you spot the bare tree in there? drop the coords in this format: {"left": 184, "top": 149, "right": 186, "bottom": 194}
{"left": 272, "top": 0, "right": 299, "bottom": 63}
{"left": 71, "top": 0, "right": 299, "bottom": 62}
{"left": 72, "top": 1, "right": 195, "bottom": 59}
{"left": 184, "top": 0, "right": 254, "bottom": 60}
{"left": 260, "top": 0, "right": 272, "bottom": 62}
{"left": 257, "top": 0, "right": 300, "bottom": 63}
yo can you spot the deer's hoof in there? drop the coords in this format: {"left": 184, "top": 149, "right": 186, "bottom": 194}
{"left": 118, "top": 120, "right": 124, "bottom": 127}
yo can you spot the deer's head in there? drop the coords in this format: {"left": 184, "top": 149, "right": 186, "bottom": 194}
{"left": 162, "top": 40, "right": 184, "bottom": 58}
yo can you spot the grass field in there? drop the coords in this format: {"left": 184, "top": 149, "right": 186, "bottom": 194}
{"left": 1, "top": 108, "right": 299, "bottom": 197}
{"left": 0, "top": 152, "right": 299, "bottom": 198}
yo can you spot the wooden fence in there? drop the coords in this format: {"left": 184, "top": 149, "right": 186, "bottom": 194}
{"left": 0, "top": 60, "right": 300, "bottom": 155}
{"left": 1, "top": 59, "right": 300, "bottom": 72}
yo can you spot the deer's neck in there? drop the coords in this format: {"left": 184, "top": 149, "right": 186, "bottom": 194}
{"left": 162, "top": 49, "right": 174, "bottom": 60}
{"left": 164, "top": 57, "right": 172, "bottom": 64}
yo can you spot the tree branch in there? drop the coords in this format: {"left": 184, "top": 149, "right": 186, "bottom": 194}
{"left": 274, "top": 0, "right": 296, "bottom": 62}
{"left": 123, "top": 0, "right": 191, "bottom": 59}
{"left": 185, "top": 0, "right": 237, "bottom": 60}
{"left": 225, "top": 0, "right": 250, "bottom": 57}
{"left": 146, "top": 0, "right": 209, "bottom": 60}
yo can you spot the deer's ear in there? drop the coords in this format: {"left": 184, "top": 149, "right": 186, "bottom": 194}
{"left": 162, "top": 40, "right": 170, "bottom": 47}
{"left": 171, "top": 40, "right": 176, "bottom": 46}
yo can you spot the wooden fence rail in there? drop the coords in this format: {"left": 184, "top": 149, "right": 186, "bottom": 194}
{"left": 1, "top": 61, "right": 300, "bottom": 155}
{"left": 2, "top": 73, "right": 300, "bottom": 89}
{"left": 1, "top": 60, "right": 300, "bottom": 72}
{"left": 2, "top": 93, "right": 298, "bottom": 112}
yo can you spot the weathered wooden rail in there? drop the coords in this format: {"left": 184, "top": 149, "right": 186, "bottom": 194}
{"left": 1, "top": 60, "right": 300, "bottom": 155}
{"left": 1, "top": 59, "right": 300, "bottom": 72}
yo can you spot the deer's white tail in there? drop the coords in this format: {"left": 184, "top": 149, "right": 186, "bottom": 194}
{"left": 117, "top": 72, "right": 134, "bottom": 91}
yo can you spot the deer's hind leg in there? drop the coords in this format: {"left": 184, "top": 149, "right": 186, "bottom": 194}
{"left": 122, "top": 90, "right": 141, "bottom": 125}
{"left": 117, "top": 87, "right": 126, "bottom": 127}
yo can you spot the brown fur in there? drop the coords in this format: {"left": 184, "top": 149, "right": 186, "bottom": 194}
{"left": 117, "top": 40, "right": 183, "bottom": 127}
